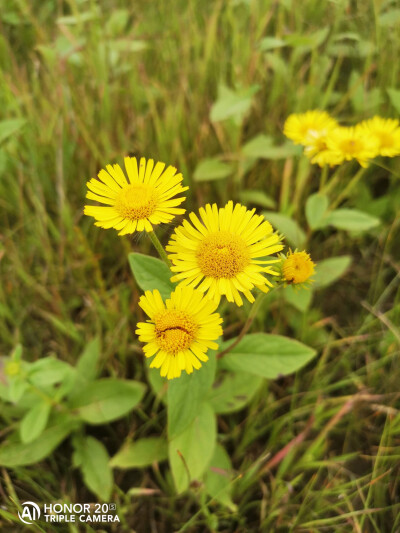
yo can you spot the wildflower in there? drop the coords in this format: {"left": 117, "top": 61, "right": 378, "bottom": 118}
{"left": 326, "top": 126, "right": 378, "bottom": 168}
{"left": 84, "top": 157, "right": 188, "bottom": 235}
{"left": 282, "top": 250, "right": 315, "bottom": 285}
{"left": 136, "top": 287, "right": 223, "bottom": 379}
{"left": 358, "top": 116, "right": 400, "bottom": 158}
{"left": 166, "top": 201, "right": 284, "bottom": 307}
{"left": 284, "top": 110, "right": 338, "bottom": 146}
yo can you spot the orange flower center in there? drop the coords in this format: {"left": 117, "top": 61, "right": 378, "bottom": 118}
{"left": 196, "top": 231, "right": 250, "bottom": 279}
{"left": 154, "top": 309, "right": 197, "bottom": 354}
{"left": 114, "top": 184, "right": 158, "bottom": 220}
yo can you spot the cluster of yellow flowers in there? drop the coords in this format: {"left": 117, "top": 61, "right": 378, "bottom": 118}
{"left": 84, "top": 157, "right": 315, "bottom": 379}
{"left": 284, "top": 111, "right": 400, "bottom": 168}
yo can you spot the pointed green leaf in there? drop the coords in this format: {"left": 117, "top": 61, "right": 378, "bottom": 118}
{"left": 75, "top": 436, "right": 113, "bottom": 501}
{"left": 110, "top": 437, "right": 168, "bottom": 469}
{"left": 69, "top": 378, "right": 146, "bottom": 424}
{"left": 313, "top": 256, "right": 351, "bottom": 289}
{"left": 219, "top": 334, "right": 316, "bottom": 379}
{"left": 169, "top": 402, "right": 216, "bottom": 493}
{"left": 128, "top": 253, "right": 175, "bottom": 300}
{"left": 193, "top": 158, "right": 233, "bottom": 182}
{"left": 204, "top": 444, "right": 237, "bottom": 511}
{"left": 263, "top": 212, "right": 306, "bottom": 248}
{"left": 208, "top": 371, "right": 263, "bottom": 414}
{"left": 168, "top": 350, "right": 217, "bottom": 439}
{"left": 325, "top": 209, "right": 380, "bottom": 232}
{"left": 20, "top": 401, "right": 51, "bottom": 444}
{"left": 306, "top": 193, "right": 329, "bottom": 230}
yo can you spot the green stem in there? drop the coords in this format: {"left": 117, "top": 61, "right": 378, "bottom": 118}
{"left": 319, "top": 165, "right": 329, "bottom": 191}
{"left": 330, "top": 166, "right": 366, "bottom": 210}
{"left": 148, "top": 231, "right": 171, "bottom": 267}
{"left": 217, "top": 289, "right": 274, "bottom": 359}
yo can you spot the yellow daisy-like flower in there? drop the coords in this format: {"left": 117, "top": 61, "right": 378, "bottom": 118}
{"left": 166, "top": 201, "right": 284, "bottom": 307}
{"left": 282, "top": 251, "right": 315, "bottom": 285}
{"left": 358, "top": 116, "right": 400, "bottom": 158}
{"left": 135, "top": 287, "right": 223, "bottom": 380}
{"left": 283, "top": 110, "right": 338, "bottom": 146}
{"left": 326, "top": 126, "right": 378, "bottom": 168}
{"left": 84, "top": 157, "right": 188, "bottom": 235}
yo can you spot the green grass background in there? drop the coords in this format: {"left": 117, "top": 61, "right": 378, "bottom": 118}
{"left": 1, "top": 0, "right": 400, "bottom": 531}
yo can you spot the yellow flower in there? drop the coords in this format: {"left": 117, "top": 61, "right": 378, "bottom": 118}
{"left": 326, "top": 126, "right": 378, "bottom": 168}
{"left": 135, "top": 287, "right": 223, "bottom": 380}
{"left": 166, "top": 201, "right": 284, "bottom": 307}
{"left": 358, "top": 116, "right": 400, "bottom": 158}
{"left": 84, "top": 157, "right": 188, "bottom": 235}
{"left": 284, "top": 110, "right": 338, "bottom": 146}
{"left": 282, "top": 251, "right": 315, "bottom": 285}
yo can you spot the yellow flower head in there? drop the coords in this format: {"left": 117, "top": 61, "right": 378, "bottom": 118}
{"left": 284, "top": 110, "right": 338, "bottom": 146}
{"left": 84, "top": 157, "right": 188, "bottom": 235}
{"left": 326, "top": 126, "right": 378, "bottom": 168}
{"left": 135, "top": 287, "right": 223, "bottom": 380}
{"left": 166, "top": 201, "right": 284, "bottom": 307}
{"left": 282, "top": 251, "right": 315, "bottom": 285}
{"left": 358, "top": 116, "right": 400, "bottom": 158}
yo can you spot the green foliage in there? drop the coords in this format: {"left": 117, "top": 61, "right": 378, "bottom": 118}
{"left": 129, "top": 253, "right": 175, "bottom": 299}
{"left": 110, "top": 437, "right": 168, "bottom": 469}
{"left": 73, "top": 435, "right": 113, "bottom": 501}
{"left": 69, "top": 378, "right": 146, "bottom": 424}
{"left": 0, "top": 0, "right": 399, "bottom": 530}
{"left": 193, "top": 158, "right": 234, "bottom": 182}
{"left": 219, "top": 334, "right": 317, "bottom": 379}
{"left": 168, "top": 351, "right": 217, "bottom": 439}
{"left": 169, "top": 402, "right": 216, "bottom": 493}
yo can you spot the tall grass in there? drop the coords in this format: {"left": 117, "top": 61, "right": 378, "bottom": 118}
{"left": 1, "top": 0, "right": 400, "bottom": 531}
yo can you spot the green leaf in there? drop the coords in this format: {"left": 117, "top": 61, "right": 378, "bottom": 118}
{"left": 110, "top": 437, "right": 168, "bottom": 469}
{"left": 325, "top": 209, "right": 380, "bottom": 232}
{"left": 169, "top": 402, "right": 216, "bottom": 493}
{"left": 193, "top": 158, "right": 233, "bottom": 182}
{"left": 20, "top": 401, "right": 51, "bottom": 444}
{"left": 242, "top": 134, "right": 273, "bottom": 158}
{"left": 243, "top": 135, "right": 300, "bottom": 159}
{"left": 74, "top": 436, "right": 113, "bottom": 501}
{"left": 0, "top": 119, "right": 26, "bottom": 144}
{"left": 387, "top": 88, "right": 400, "bottom": 114}
{"left": 305, "top": 193, "right": 329, "bottom": 230}
{"left": 128, "top": 252, "right": 175, "bottom": 300}
{"left": 239, "top": 190, "right": 276, "bottom": 209}
{"left": 28, "top": 357, "right": 73, "bottom": 387}
{"left": 259, "top": 37, "right": 287, "bottom": 51}
{"left": 204, "top": 444, "right": 237, "bottom": 511}
{"left": 219, "top": 333, "right": 316, "bottom": 379}
{"left": 379, "top": 9, "right": 400, "bottom": 27}
{"left": 284, "top": 285, "right": 313, "bottom": 312}
{"left": 76, "top": 337, "right": 101, "bottom": 381}
{"left": 0, "top": 417, "right": 77, "bottom": 467}
{"left": 210, "top": 85, "right": 259, "bottom": 123}
{"left": 168, "top": 350, "right": 217, "bottom": 439}
{"left": 69, "top": 378, "right": 146, "bottom": 424}
{"left": 208, "top": 371, "right": 263, "bottom": 414}
{"left": 263, "top": 212, "right": 306, "bottom": 248}
{"left": 313, "top": 256, "right": 351, "bottom": 289}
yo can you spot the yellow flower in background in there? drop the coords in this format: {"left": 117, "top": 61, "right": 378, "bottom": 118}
{"left": 359, "top": 116, "right": 400, "bottom": 158}
{"left": 166, "top": 201, "right": 284, "bottom": 307}
{"left": 284, "top": 110, "right": 338, "bottom": 146}
{"left": 136, "top": 287, "right": 223, "bottom": 380}
{"left": 326, "top": 126, "right": 378, "bottom": 168}
{"left": 84, "top": 157, "right": 188, "bottom": 235}
{"left": 282, "top": 251, "right": 315, "bottom": 285}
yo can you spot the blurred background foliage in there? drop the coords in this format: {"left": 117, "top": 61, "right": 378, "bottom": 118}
{"left": 0, "top": 0, "right": 400, "bottom": 531}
